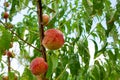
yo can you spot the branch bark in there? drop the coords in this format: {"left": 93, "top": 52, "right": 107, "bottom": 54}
{"left": 37, "top": 0, "right": 47, "bottom": 62}
{"left": 36, "top": 0, "right": 47, "bottom": 79}
{"left": 7, "top": 56, "right": 10, "bottom": 73}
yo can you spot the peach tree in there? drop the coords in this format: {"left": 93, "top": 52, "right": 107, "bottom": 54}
{"left": 0, "top": 0, "right": 120, "bottom": 80}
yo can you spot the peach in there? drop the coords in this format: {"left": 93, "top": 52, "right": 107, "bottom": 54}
{"left": 42, "top": 14, "right": 49, "bottom": 25}
{"left": 30, "top": 57, "right": 48, "bottom": 75}
{"left": 6, "top": 51, "right": 15, "bottom": 58}
{"left": 3, "top": 12, "right": 9, "bottom": 19}
{"left": 42, "top": 29, "right": 64, "bottom": 50}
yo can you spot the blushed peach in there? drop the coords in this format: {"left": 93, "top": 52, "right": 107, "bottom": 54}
{"left": 42, "top": 29, "right": 64, "bottom": 50}
{"left": 30, "top": 57, "right": 48, "bottom": 75}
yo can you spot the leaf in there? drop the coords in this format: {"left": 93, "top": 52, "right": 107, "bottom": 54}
{"left": 91, "top": 39, "right": 98, "bottom": 54}
{"left": 51, "top": 53, "right": 58, "bottom": 71}
{"left": 94, "top": 42, "right": 108, "bottom": 59}
{"left": 46, "top": 54, "right": 53, "bottom": 78}
{"left": 21, "top": 67, "right": 36, "bottom": 80}
{"left": 8, "top": 72, "right": 17, "bottom": 80}
{"left": 9, "top": 0, "right": 29, "bottom": 21}
{"left": 27, "top": 32, "right": 38, "bottom": 44}
{"left": 93, "top": 0, "right": 104, "bottom": 15}
{"left": 69, "top": 54, "right": 80, "bottom": 76}
{"left": 91, "top": 61, "right": 101, "bottom": 80}
{"left": 96, "top": 23, "right": 106, "bottom": 41}
{"left": 0, "top": 63, "right": 4, "bottom": 72}
{"left": 0, "top": 26, "right": 11, "bottom": 52}
{"left": 59, "top": 71, "right": 68, "bottom": 80}
{"left": 16, "top": 26, "right": 25, "bottom": 39}
{"left": 82, "top": 0, "right": 93, "bottom": 15}
{"left": 77, "top": 21, "right": 83, "bottom": 37}
{"left": 55, "top": 62, "right": 65, "bottom": 79}
{"left": 78, "top": 40, "right": 90, "bottom": 67}
{"left": 107, "top": 50, "right": 115, "bottom": 61}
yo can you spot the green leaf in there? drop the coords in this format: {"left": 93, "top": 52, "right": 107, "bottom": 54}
{"left": 107, "top": 50, "right": 115, "bottom": 61}
{"left": 59, "top": 71, "right": 68, "bottom": 80}
{"left": 82, "top": 0, "right": 93, "bottom": 15}
{"left": 51, "top": 53, "right": 58, "bottom": 71}
{"left": 93, "top": 0, "right": 104, "bottom": 15}
{"left": 8, "top": 72, "right": 17, "bottom": 80}
{"left": 46, "top": 54, "right": 53, "bottom": 78}
{"left": 96, "top": 23, "right": 106, "bottom": 41}
{"left": 16, "top": 26, "right": 25, "bottom": 39}
{"left": 91, "top": 61, "right": 101, "bottom": 80}
{"left": 0, "top": 26, "right": 11, "bottom": 52}
{"left": 9, "top": 0, "right": 29, "bottom": 21}
{"left": 78, "top": 40, "right": 90, "bottom": 67}
{"left": 21, "top": 67, "right": 36, "bottom": 80}
{"left": 91, "top": 39, "right": 98, "bottom": 54}
{"left": 69, "top": 54, "right": 80, "bottom": 76}
{"left": 94, "top": 42, "right": 108, "bottom": 59}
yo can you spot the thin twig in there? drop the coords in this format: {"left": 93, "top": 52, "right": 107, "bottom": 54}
{"left": 8, "top": 56, "right": 11, "bottom": 72}
{"left": 2, "top": 60, "right": 16, "bottom": 71}
{"left": 11, "top": 30, "right": 41, "bottom": 52}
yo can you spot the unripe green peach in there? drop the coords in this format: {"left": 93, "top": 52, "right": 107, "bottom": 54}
{"left": 42, "top": 29, "right": 64, "bottom": 50}
{"left": 30, "top": 57, "right": 48, "bottom": 75}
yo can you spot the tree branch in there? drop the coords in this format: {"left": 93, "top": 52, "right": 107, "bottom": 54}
{"left": 0, "top": 20, "right": 41, "bottom": 52}
{"left": 11, "top": 30, "right": 41, "bottom": 52}
{"left": 36, "top": 0, "right": 47, "bottom": 79}
{"left": 8, "top": 56, "right": 11, "bottom": 73}
{"left": 37, "top": 0, "right": 46, "bottom": 61}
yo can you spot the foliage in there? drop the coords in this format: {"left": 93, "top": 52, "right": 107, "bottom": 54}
{"left": 0, "top": 0, "right": 120, "bottom": 80}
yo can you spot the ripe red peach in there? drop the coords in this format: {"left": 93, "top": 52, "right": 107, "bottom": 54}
{"left": 3, "top": 12, "right": 9, "bottom": 19}
{"left": 42, "top": 14, "right": 49, "bottom": 25}
{"left": 42, "top": 29, "right": 64, "bottom": 50}
{"left": 30, "top": 57, "right": 48, "bottom": 75}
{"left": 6, "top": 51, "right": 15, "bottom": 58}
